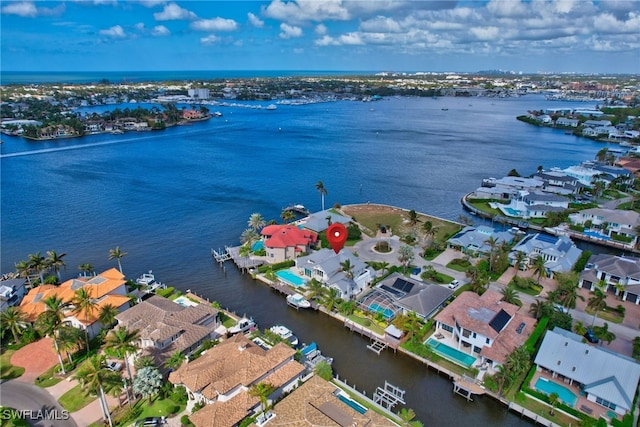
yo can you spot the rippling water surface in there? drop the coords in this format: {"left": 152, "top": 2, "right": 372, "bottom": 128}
{"left": 1, "top": 94, "right": 607, "bottom": 425}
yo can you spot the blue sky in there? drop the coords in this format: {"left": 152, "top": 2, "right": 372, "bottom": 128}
{"left": 1, "top": 0, "right": 639, "bottom": 74}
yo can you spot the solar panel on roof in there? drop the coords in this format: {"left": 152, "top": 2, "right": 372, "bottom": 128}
{"left": 380, "top": 284, "right": 405, "bottom": 298}
{"left": 536, "top": 234, "right": 558, "bottom": 244}
{"left": 392, "top": 278, "right": 414, "bottom": 293}
{"left": 489, "top": 309, "right": 511, "bottom": 333}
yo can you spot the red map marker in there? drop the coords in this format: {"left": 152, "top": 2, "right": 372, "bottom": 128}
{"left": 327, "top": 223, "right": 348, "bottom": 254}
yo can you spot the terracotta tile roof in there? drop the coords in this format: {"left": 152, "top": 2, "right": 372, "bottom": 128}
{"left": 261, "top": 225, "right": 318, "bottom": 249}
{"left": 19, "top": 269, "right": 128, "bottom": 323}
{"left": 168, "top": 335, "right": 296, "bottom": 400}
{"left": 189, "top": 390, "right": 258, "bottom": 427}
{"left": 270, "top": 375, "right": 396, "bottom": 426}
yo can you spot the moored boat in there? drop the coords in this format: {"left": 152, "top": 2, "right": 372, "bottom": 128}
{"left": 135, "top": 270, "right": 166, "bottom": 292}
{"left": 228, "top": 316, "right": 256, "bottom": 335}
{"left": 287, "top": 293, "right": 311, "bottom": 309}
{"left": 269, "top": 325, "right": 299, "bottom": 347}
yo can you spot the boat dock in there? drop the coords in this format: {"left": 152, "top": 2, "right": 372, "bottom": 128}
{"left": 211, "top": 246, "right": 265, "bottom": 269}
{"left": 453, "top": 375, "right": 486, "bottom": 401}
{"left": 282, "top": 204, "right": 310, "bottom": 216}
{"left": 366, "top": 340, "right": 387, "bottom": 355}
{"left": 344, "top": 319, "right": 398, "bottom": 353}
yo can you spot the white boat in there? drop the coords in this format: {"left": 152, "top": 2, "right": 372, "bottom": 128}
{"left": 266, "top": 104, "right": 277, "bottom": 110}
{"left": 228, "top": 317, "right": 256, "bottom": 335}
{"left": 287, "top": 293, "right": 311, "bottom": 309}
{"left": 269, "top": 325, "right": 299, "bottom": 347}
{"left": 135, "top": 271, "right": 166, "bottom": 292}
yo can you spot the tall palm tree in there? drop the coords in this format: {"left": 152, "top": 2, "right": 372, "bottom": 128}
{"left": 340, "top": 259, "right": 354, "bottom": 280}
{"left": 587, "top": 287, "right": 607, "bottom": 326}
{"left": 72, "top": 288, "right": 97, "bottom": 350}
{"left": 398, "top": 407, "right": 422, "bottom": 427}
{"left": 514, "top": 251, "right": 526, "bottom": 277}
{"left": 592, "top": 322, "right": 616, "bottom": 346}
{"left": 528, "top": 300, "right": 549, "bottom": 320}
{"left": 14, "top": 260, "right": 33, "bottom": 287}
{"left": 35, "top": 310, "right": 67, "bottom": 374}
{"left": 28, "top": 252, "right": 48, "bottom": 283}
{"left": 548, "top": 392, "right": 559, "bottom": 416}
{"left": 75, "top": 355, "right": 120, "bottom": 427}
{"left": 98, "top": 304, "right": 119, "bottom": 328}
{"left": 248, "top": 213, "right": 266, "bottom": 232}
{"left": 306, "top": 279, "right": 326, "bottom": 301}
{"left": 108, "top": 246, "right": 127, "bottom": 274}
{"left": 105, "top": 326, "right": 140, "bottom": 387}
{"left": 321, "top": 287, "right": 340, "bottom": 312}
{"left": 57, "top": 324, "right": 83, "bottom": 365}
{"left": 397, "top": 245, "right": 414, "bottom": 273}
{"left": 240, "top": 228, "right": 259, "bottom": 245}
{"left": 46, "top": 250, "right": 67, "bottom": 281}
{"left": 164, "top": 350, "right": 185, "bottom": 372}
{"left": 0, "top": 307, "right": 28, "bottom": 343}
{"left": 249, "top": 382, "right": 275, "bottom": 419}
{"left": 573, "top": 321, "right": 587, "bottom": 337}
{"left": 532, "top": 255, "right": 547, "bottom": 285}
{"left": 315, "top": 180, "right": 327, "bottom": 211}
{"left": 280, "top": 209, "right": 295, "bottom": 224}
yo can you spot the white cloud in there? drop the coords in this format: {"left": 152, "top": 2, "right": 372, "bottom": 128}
{"left": 293, "top": 47, "right": 304, "bottom": 54}
{"left": 469, "top": 26, "right": 501, "bottom": 41}
{"left": 263, "top": 0, "right": 350, "bottom": 23}
{"left": 314, "top": 32, "right": 363, "bottom": 46}
{"left": 1, "top": 2, "right": 37, "bottom": 17}
{"left": 486, "top": 0, "right": 528, "bottom": 18}
{"left": 154, "top": 2, "right": 196, "bottom": 21}
{"left": 191, "top": 17, "right": 238, "bottom": 32}
{"left": 135, "top": 22, "right": 145, "bottom": 30}
{"left": 99, "top": 25, "right": 126, "bottom": 38}
{"left": 136, "top": 0, "right": 166, "bottom": 7}
{"left": 151, "top": 25, "right": 170, "bottom": 36}
{"left": 200, "top": 34, "right": 219, "bottom": 45}
{"left": 315, "top": 23, "right": 327, "bottom": 35}
{"left": 247, "top": 12, "right": 264, "bottom": 28}
{"left": 279, "top": 23, "right": 303, "bottom": 39}
{"left": 360, "top": 16, "right": 403, "bottom": 33}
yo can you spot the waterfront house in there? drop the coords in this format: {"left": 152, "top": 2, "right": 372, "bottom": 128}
{"left": 578, "top": 254, "right": 640, "bottom": 304}
{"left": 531, "top": 170, "right": 581, "bottom": 195}
{"left": 508, "top": 233, "right": 582, "bottom": 278}
{"left": 269, "top": 374, "right": 396, "bottom": 426}
{"left": 568, "top": 208, "right": 640, "bottom": 245}
{"left": 115, "top": 295, "right": 220, "bottom": 364}
{"left": 534, "top": 327, "right": 640, "bottom": 417}
{"left": 555, "top": 117, "right": 579, "bottom": 127}
{"left": 298, "top": 209, "right": 351, "bottom": 233}
{"left": 294, "top": 249, "right": 373, "bottom": 300}
{"left": 472, "top": 176, "right": 543, "bottom": 200}
{"left": 182, "top": 109, "right": 203, "bottom": 120}
{"left": 447, "top": 225, "right": 515, "bottom": 257}
{"left": 583, "top": 119, "right": 613, "bottom": 128}
{"left": 521, "top": 191, "right": 569, "bottom": 215}
{"left": 168, "top": 334, "right": 304, "bottom": 427}
{"left": 0, "top": 278, "right": 27, "bottom": 312}
{"left": 19, "top": 268, "right": 130, "bottom": 338}
{"left": 260, "top": 225, "right": 318, "bottom": 263}
{"left": 362, "top": 273, "right": 453, "bottom": 321}
{"left": 433, "top": 290, "right": 536, "bottom": 368}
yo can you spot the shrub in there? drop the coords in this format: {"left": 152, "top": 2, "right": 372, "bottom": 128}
{"left": 157, "top": 287, "right": 176, "bottom": 298}
{"left": 180, "top": 415, "right": 195, "bottom": 427}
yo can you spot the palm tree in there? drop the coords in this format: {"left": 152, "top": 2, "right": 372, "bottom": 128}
{"left": 105, "top": 326, "right": 140, "bottom": 388}
{"left": 78, "top": 263, "right": 94, "bottom": 278}
{"left": 134, "top": 355, "right": 156, "bottom": 370}
{"left": 514, "top": 251, "right": 526, "bottom": 277}
{"left": 321, "top": 287, "right": 340, "bottom": 312}
{"left": 35, "top": 310, "right": 68, "bottom": 374}
{"left": 248, "top": 213, "right": 266, "bottom": 232}
{"left": 592, "top": 322, "right": 616, "bottom": 346}
{"left": 75, "top": 355, "right": 120, "bottom": 427}
{"left": 398, "top": 407, "right": 420, "bottom": 427}
{"left": 397, "top": 245, "right": 414, "bottom": 273}
{"left": 28, "top": 252, "right": 48, "bottom": 283}
{"left": 532, "top": 255, "right": 547, "bottom": 285}
{"left": 548, "top": 392, "right": 559, "bottom": 416}
{"left": 528, "top": 300, "right": 549, "bottom": 320}
{"left": 492, "top": 364, "right": 512, "bottom": 395}
{"left": 46, "top": 250, "right": 67, "bottom": 281}
{"left": 379, "top": 261, "right": 390, "bottom": 276}
{"left": 407, "top": 209, "right": 418, "bottom": 226}
{"left": 306, "top": 279, "right": 326, "bottom": 301}
{"left": 486, "top": 237, "right": 498, "bottom": 273}
{"left": 280, "top": 209, "right": 295, "bottom": 224}
{"left": 587, "top": 287, "right": 607, "bottom": 326}
{"left": 315, "top": 180, "right": 327, "bottom": 211}
{"left": 57, "top": 324, "right": 83, "bottom": 365}
{"left": 164, "top": 350, "right": 184, "bottom": 372}
{"left": 240, "top": 228, "right": 259, "bottom": 245}
{"left": 72, "top": 288, "right": 97, "bottom": 350}
{"left": 14, "top": 260, "right": 33, "bottom": 287}
{"left": 108, "top": 246, "right": 127, "bottom": 274}
{"left": 249, "top": 382, "right": 275, "bottom": 419}
{"left": 98, "top": 304, "right": 119, "bottom": 328}
{"left": 0, "top": 307, "right": 28, "bottom": 343}
{"left": 500, "top": 287, "right": 521, "bottom": 306}
{"left": 573, "top": 321, "right": 587, "bottom": 336}
{"left": 340, "top": 259, "right": 354, "bottom": 280}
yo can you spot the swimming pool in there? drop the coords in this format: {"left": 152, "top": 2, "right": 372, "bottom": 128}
{"left": 534, "top": 377, "right": 577, "bottom": 407}
{"left": 426, "top": 338, "right": 476, "bottom": 368}
{"left": 174, "top": 295, "right": 198, "bottom": 307}
{"left": 252, "top": 240, "right": 265, "bottom": 251}
{"left": 337, "top": 394, "right": 367, "bottom": 414}
{"left": 503, "top": 207, "right": 522, "bottom": 216}
{"left": 369, "top": 303, "right": 395, "bottom": 320}
{"left": 582, "top": 230, "right": 610, "bottom": 240}
{"left": 276, "top": 269, "right": 306, "bottom": 287}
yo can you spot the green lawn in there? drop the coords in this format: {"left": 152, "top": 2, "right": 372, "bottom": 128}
{"left": 137, "top": 397, "right": 185, "bottom": 420}
{"left": 58, "top": 384, "right": 96, "bottom": 412}
{"left": 584, "top": 307, "right": 624, "bottom": 324}
{"left": 346, "top": 314, "right": 386, "bottom": 335}
{"left": 35, "top": 365, "right": 63, "bottom": 388}
{"left": 0, "top": 350, "right": 25, "bottom": 380}
{"left": 446, "top": 259, "right": 471, "bottom": 272}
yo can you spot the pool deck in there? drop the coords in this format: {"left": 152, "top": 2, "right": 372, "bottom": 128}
{"left": 529, "top": 371, "right": 617, "bottom": 422}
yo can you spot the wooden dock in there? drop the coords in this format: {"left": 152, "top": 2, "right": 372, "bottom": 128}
{"left": 344, "top": 319, "right": 398, "bottom": 352}
{"left": 453, "top": 375, "right": 486, "bottom": 401}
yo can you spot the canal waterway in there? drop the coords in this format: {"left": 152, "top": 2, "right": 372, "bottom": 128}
{"left": 2, "top": 94, "right": 613, "bottom": 425}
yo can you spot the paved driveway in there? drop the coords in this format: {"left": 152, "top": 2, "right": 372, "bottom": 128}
{"left": 10, "top": 338, "right": 59, "bottom": 383}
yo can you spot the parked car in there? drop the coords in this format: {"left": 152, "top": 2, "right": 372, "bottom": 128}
{"left": 135, "top": 417, "right": 164, "bottom": 426}
{"left": 584, "top": 329, "right": 599, "bottom": 344}
{"left": 553, "top": 303, "right": 568, "bottom": 314}
{"left": 448, "top": 280, "right": 460, "bottom": 289}
{"left": 105, "top": 361, "right": 122, "bottom": 372}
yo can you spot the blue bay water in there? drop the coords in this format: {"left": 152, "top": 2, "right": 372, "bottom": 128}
{"left": 1, "top": 94, "right": 608, "bottom": 425}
